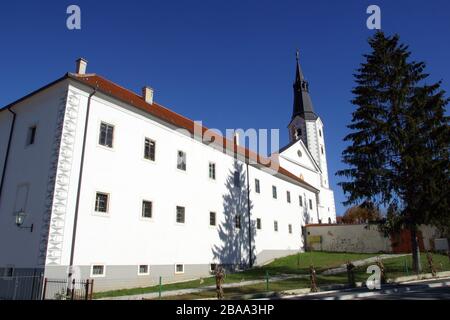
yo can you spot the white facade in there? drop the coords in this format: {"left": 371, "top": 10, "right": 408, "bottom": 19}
{"left": 0, "top": 60, "right": 336, "bottom": 291}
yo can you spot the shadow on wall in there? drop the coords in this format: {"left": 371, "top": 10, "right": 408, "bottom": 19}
{"left": 301, "top": 202, "right": 310, "bottom": 250}
{"left": 212, "top": 160, "right": 256, "bottom": 271}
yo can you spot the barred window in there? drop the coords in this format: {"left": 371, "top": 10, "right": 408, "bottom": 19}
{"left": 95, "top": 192, "right": 109, "bottom": 213}
{"left": 142, "top": 201, "right": 152, "bottom": 219}
{"left": 209, "top": 162, "right": 216, "bottom": 180}
{"left": 176, "top": 206, "right": 185, "bottom": 223}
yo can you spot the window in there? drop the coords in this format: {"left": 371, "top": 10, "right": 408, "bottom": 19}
{"left": 142, "top": 200, "right": 152, "bottom": 219}
{"left": 309, "top": 199, "right": 313, "bottom": 210}
{"left": 288, "top": 224, "right": 292, "bottom": 234}
{"left": 234, "top": 215, "right": 241, "bottom": 229}
{"left": 274, "top": 221, "right": 278, "bottom": 232}
{"left": 175, "top": 264, "right": 184, "bottom": 274}
{"left": 91, "top": 265, "right": 105, "bottom": 277}
{"left": 255, "top": 179, "right": 260, "bottom": 194}
{"left": 26, "top": 126, "right": 37, "bottom": 145}
{"left": 328, "top": 217, "right": 332, "bottom": 224}
{"left": 296, "top": 128, "right": 302, "bottom": 138}
{"left": 321, "top": 145, "right": 324, "bottom": 155}
{"left": 176, "top": 206, "right": 185, "bottom": 223}
{"left": 177, "top": 151, "right": 186, "bottom": 171}
{"left": 99, "top": 122, "right": 114, "bottom": 148}
{"left": 319, "top": 129, "right": 322, "bottom": 137}
{"left": 287, "top": 191, "right": 291, "bottom": 203}
{"left": 210, "top": 264, "right": 217, "bottom": 272}
{"left": 209, "top": 212, "right": 216, "bottom": 226}
{"left": 299, "top": 195, "right": 303, "bottom": 207}
{"left": 209, "top": 162, "right": 216, "bottom": 180}
{"left": 256, "top": 218, "right": 262, "bottom": 230}
{"left": 95, "top": 192, "right": 109, "bottom": 213}
{"left": 144, "top": 138, "right": 156, "bottom": 161}
{"left": 138, "top": 265, "right": 149, "bottom": 275}
{"left": 272, "top": 186, "right": 277, "bottom": 199}
{"left": 234, "top": 171, "right": 240, "bottom": 187}
{"left": 4, "top": 265, "right": 14, "bottom": 278}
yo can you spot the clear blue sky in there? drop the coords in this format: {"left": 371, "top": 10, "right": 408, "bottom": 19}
{"left": 1, "top": 1, "right": 449, "bottom": 215}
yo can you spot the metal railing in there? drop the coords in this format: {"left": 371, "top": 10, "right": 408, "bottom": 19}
{"left": 0, "top": 274, "right": 44, "bottom": 300}
{"left": 42, "top": 278, "right": 94, "bottom": 300}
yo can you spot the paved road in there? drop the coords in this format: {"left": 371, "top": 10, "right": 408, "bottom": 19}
{"left": 283, "top": 278, "right": 450, "bottom": 300}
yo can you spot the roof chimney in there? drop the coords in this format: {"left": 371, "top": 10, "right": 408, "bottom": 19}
{"left": 142, "top": 86, "right": 154, "bottom": 105}
{"left": 76, "top": 58, "right": 88, "bottom": 75}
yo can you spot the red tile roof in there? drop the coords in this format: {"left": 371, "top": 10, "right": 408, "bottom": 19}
{"left": 69, "top": 73, "right": 318, "bottom": 192}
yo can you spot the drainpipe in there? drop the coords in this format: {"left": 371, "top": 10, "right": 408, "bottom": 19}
{"left": 315, "top": 192, "right": 320, "bottom": 224}
{"left": 69, "top": 89, "right": 97, "bottom": 274}
{"left": 246, "top": 162, "right": 253, "bottom": 268}
{"left": 0, "top": 108, "right": 17, "bottom": 204}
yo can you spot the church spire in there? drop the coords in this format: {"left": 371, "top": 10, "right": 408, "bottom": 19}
{"left": 292, "top": 51, "right": 317, "bottom": 121}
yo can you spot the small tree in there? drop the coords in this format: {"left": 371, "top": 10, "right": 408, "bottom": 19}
{"left": 337, "top": 32, "right": 450, "bottom": 273}
{"left": 341, "top": 201, "right": 382, "bottom": 224}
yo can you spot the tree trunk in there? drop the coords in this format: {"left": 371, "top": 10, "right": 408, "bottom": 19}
{"left": 410, "top": 225, "right": 422, "bottom": 274}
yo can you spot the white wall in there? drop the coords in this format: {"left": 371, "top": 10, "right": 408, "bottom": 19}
{"left": 68, "top": 82, "right": 308, "bottom": 269}
{"left": 306, "top": 224, "right": 392, "bottom": 253}
{"left": 0, "top": 81, "right": 69, "bottom": 268}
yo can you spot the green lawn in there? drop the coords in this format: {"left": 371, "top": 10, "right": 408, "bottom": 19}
{"left": 93, "top": 252, "right": 379, "bottom": 299}
{"left": 158, "top": 252, "right": 450, "bottom": 300}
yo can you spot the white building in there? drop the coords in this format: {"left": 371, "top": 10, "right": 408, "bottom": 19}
{"left": 0, "top": 57, "right": 335, "bottom": 291}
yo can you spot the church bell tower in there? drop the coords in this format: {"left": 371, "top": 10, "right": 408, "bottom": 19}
{"left": 288, "top": 51, "right": 330, "bottom": 188}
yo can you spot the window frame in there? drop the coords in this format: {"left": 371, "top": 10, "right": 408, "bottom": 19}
{"left": 288, "top": 224, "right": 293, "bottom": 234}
{"left": 299, "top": 195, "right": 303, "bottom": 207}
{"left": 233, "top": 171, "right": 240, "bottom": 188}
{"left": 209, "top": 211, "right": 216, "bottom": 227}
{"left": 98, "top": 121, "right": 115, "bottom": 149}
{"left": 272, "top": 185, "right": 277, "bottom": 199}
{"left": 176, "top": 206, "right": 186, "bottom": 224}
{"left": 234, "top": 214, "right": 241, "bottom": 229}
{"left": 176, "top": 150, "right": 187, "bottom": 171}
{"left": 255, "top": 179, "right": 260, "bottom": 194}
{"left": 138, "top": 264, "right": 150, "bottom": 276}
{"left": 274, "top": 220, "right": 278, "bottom": 232}
{"left": 141, "top": 200, "right": 153, "bottom": 220}
{"left": 175, "top": 264, "right": 185, "bottom": 274}
{"left": 26, "top": 125, "right": 37, "bottom": 146}
{"left": 256, "top": 218, "right": 262, "bottom": 230}
{"left": 209, "top": 162, "right": 216, "bottom": 180}
{"left": 143, "top": 137, "right": 156, "bottom": 162}
{"left": 287, "top": 191, "right": 291, "bottom": 203}
{"left": 90, "top": 264, "right": 106, "bottom": 278}
{"left": 94, "top": 192, "right": 109, "bottom": 214}
{"left": 309, "top": 199, "right": 313, "bottom": 210}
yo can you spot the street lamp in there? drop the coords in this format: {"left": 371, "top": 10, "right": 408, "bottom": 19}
{"left": 15, "top": 210, "right": 33, "bottom": 232}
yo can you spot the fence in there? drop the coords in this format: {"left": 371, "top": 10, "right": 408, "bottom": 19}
{"left": 0, "top": 274, "right": 44, "bottom": 300}
{"left": 42, "top": 278, "right": 94, "bottom": 300}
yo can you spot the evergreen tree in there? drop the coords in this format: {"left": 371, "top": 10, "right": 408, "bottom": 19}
{"left": 337, "top": 32, "right": 450, "bottom": 273}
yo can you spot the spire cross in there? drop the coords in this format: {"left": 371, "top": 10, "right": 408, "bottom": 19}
{"left": 296, "top": 49, "right": 300, "bottom": 62}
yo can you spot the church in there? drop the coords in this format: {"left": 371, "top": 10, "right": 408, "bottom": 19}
{"left": 0, "top": 56, "right": 335, "bottom": 292}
